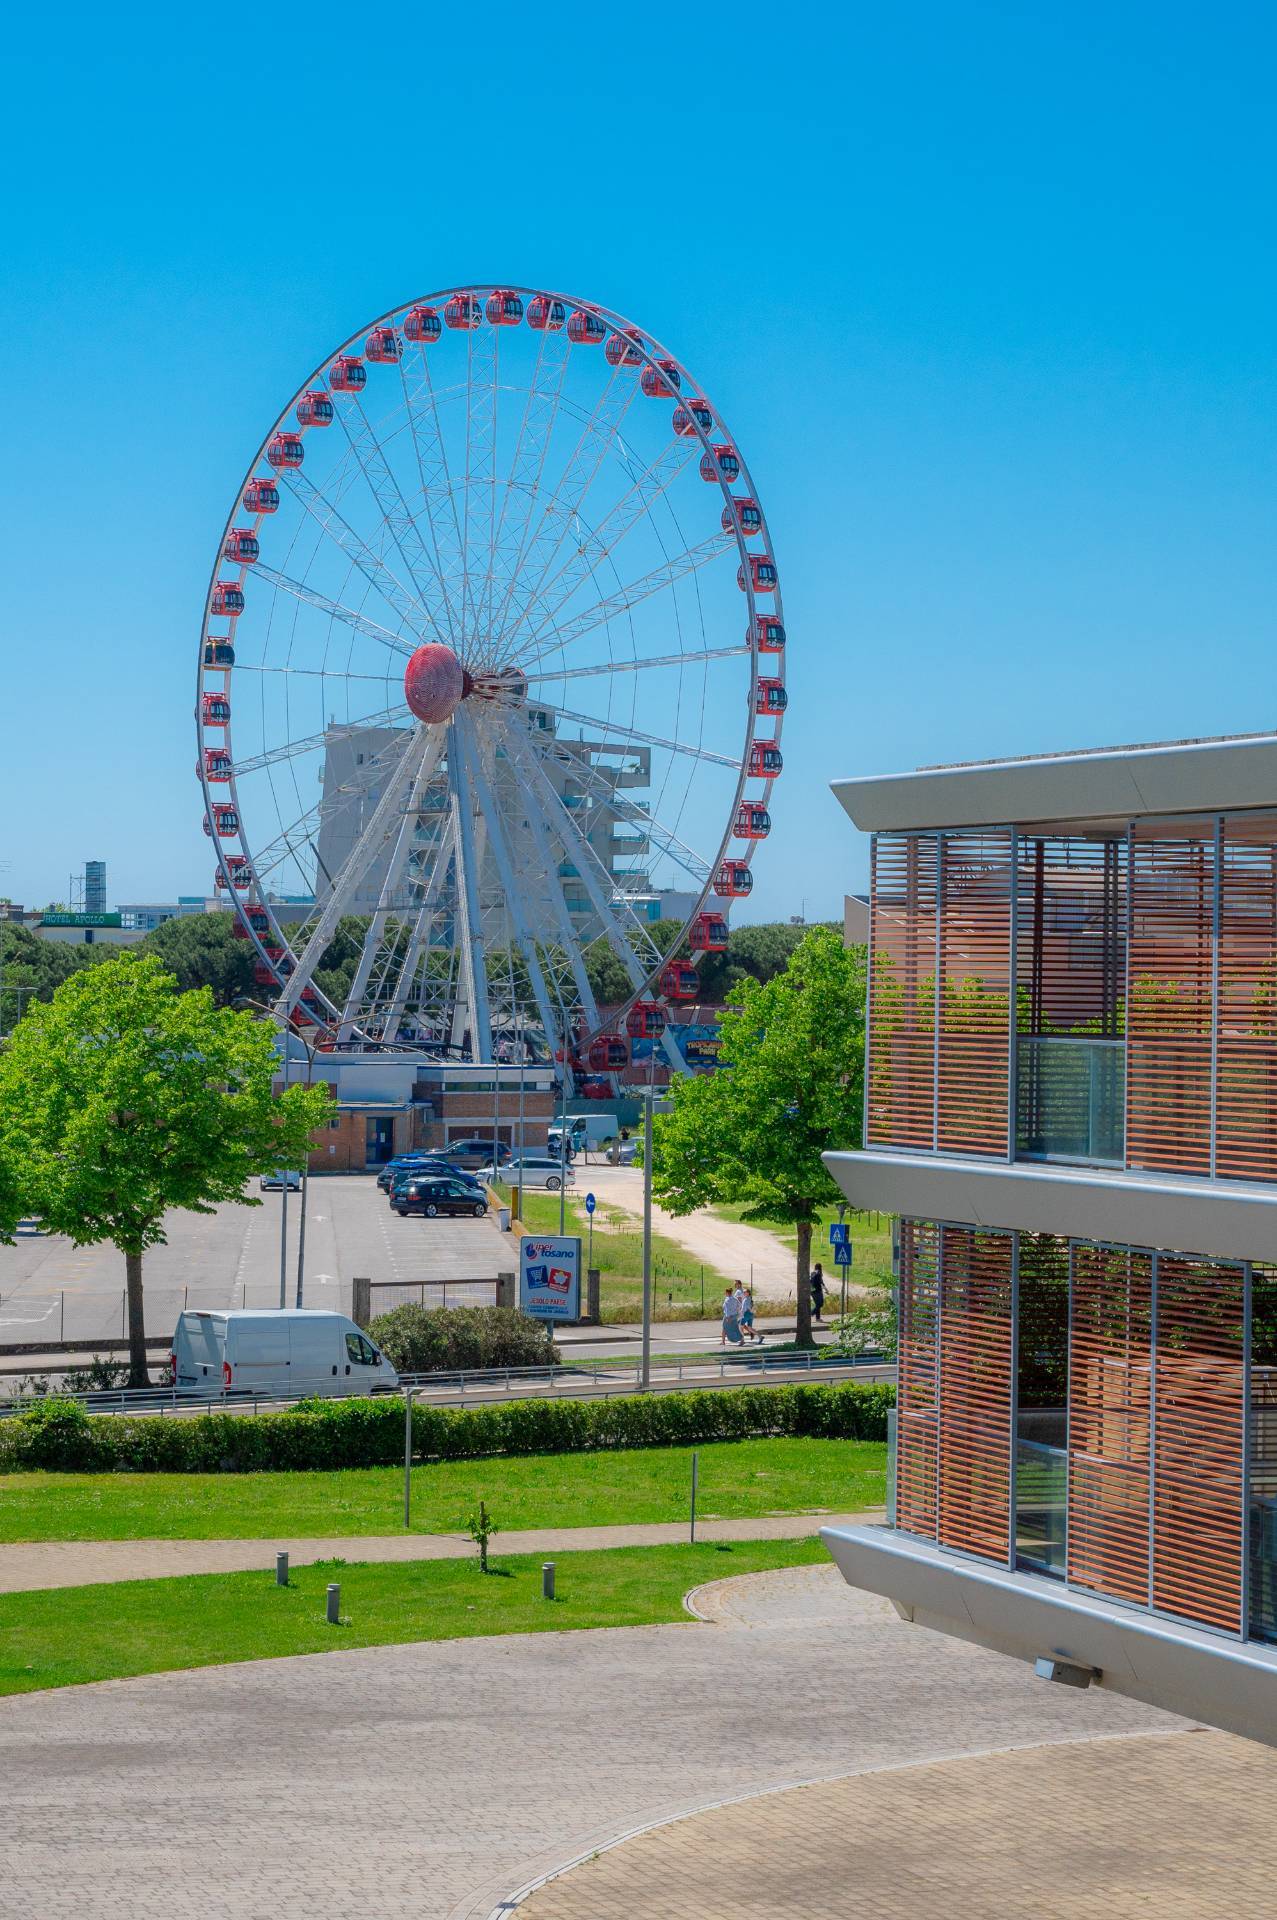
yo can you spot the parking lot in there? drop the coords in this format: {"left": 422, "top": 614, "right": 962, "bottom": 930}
{"left": 0, "top": 1174, "right": 511, "bottom": 1348}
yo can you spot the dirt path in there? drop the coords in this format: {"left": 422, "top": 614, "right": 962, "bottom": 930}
{"left": 574, "top": 1165, "right": 797, "bottom": 1300}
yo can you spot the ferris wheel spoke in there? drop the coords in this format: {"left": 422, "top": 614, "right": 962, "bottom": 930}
{"left": 525, "top": 642, "right": 749, "bottom": 684}
{"left": 281, "top": 470, "right": 436, "bottom": 641}
{"left": 492, "top": 365, "right": 640, "bottom": 653}
{"left": 510, "top": 436, "right": 700, "bottom": 659}
{"left": 527, "top": 729, "right": 713, "bottom": 887}
{"left": 275, "top": 730, "right": 428, "bottom": 1020}
{"left": 458, "top": 323, "right": 498, "bottom": 654}
{"left": 400, "top": 351, "right": 467, "bottom": 629}
{"left": 514, "top": 534, "right": 737, "bottom": 672}
{"left": 232, "top": 705, "right": 410, "bottom": 778}
{"left": 332, "top": 395, "right": 456, "bottom": 642}
{"left": 229, "top": 663, "right": 400, "bottom": 687}
{"left": 253, "top": 564, "right": 415, "bottom": 660}
{"left": 531, "top": 701, "right": 738, "bottom": 770}
{"left": 484, "top": 327, "right": 574, "bottom": 657}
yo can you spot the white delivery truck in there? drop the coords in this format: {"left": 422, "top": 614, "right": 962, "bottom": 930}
{"left": 546, "top": 1112, "right": 621, "bottom": 1159}
{"left": 171, "top": 1310, "right": 399, "bottom": 1398}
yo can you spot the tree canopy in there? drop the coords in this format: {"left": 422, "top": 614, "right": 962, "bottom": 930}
{"left": 0, "top": 952, "right": 332, "bottom": 1382}
{"left": 649, "top": 926, "right": 866, "bottom": 1344}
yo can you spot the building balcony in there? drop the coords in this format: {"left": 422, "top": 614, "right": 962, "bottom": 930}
{"left": 1015, "top": 1036, "right": 1125, "bottom": 1167}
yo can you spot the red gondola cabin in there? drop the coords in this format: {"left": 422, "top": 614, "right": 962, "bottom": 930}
{"left": 673, "top": 399, "right": 714, "bottom": 437}
{"left": 734, "top": 803, "right": 771, "bottom": 839}
{"left": 204, "top": 640, "right": 235, "bottom": 667}
{"left": 403, "top": 305, "right": 442, "bottom": 343}
{"left": 578, "top": 1076, "right": 613, "bottom": 1100}
{"left": 328, "top": 356, "right": 366, "bottom": 393}
{"left": 211, "top": 582, "right": 245, "bottom": 617}
{"left": 223, "top": 528, "right": 259, "bottom": 564}
{"left": 253, "top": 961, "right": 280, "bottom": 988}
{"left": 700, "top": 444, "right": 740, "bottom": 483}
{"left": 755, "top": 678, "right": 788, "bottom": 714}
{"left": 266, "top": 432, "right": 305, "bottom": 469}
{"left": 605, "top": 327, "right": 645, "bottom": 367}
{"left": 737, "top": 555, "right": 778, "bottom": 593}
{"left": 444, "top": 293, "right": 483, "bottom": 329}
{"left": 203, "top": 748, "right": 232, "bottom": 782}
{"left": 749, "top": 742, "right": 783, "bottom": 778}
{"left": 243, "top": 478, "right": 279, "bottom": 513}
{"left": 587, "top": 1036, "right": 630, "bottom": 1071}
{"left": 714, "top": 861, "right": 753, "bottom": 898}
{"left": 202, "top": 691, "right": 231, "bottom": 726}
{"left": 625, "top": 1000, "right": 667, "bottom": 1039}
{"left": 205, "top": 804, "right": 239, "bottom": 837}
{"left": 640, "top": 358, "right": 681, "bottom": 398}
{"left": 567, "top": 308, "right": 607, "bottom": 345}
{"left": 485, "top": 290, "right": 524, "bottom": 326}
{"left": 660, "top": 963, "right": 699, "bottom": 1001}
{"left": 296, "top": 390, "right": 334, "bottom": 427}
{"left": 752, "top": 616, "right": 785, "bottom": 653}
{"left": 527, "top": 294, "right": 566, "bottom": 331}
{"left": 365, "top": 325, "right": 402, "bottom": 362}
{"left": 689, "top": 911, "right": 728, "bottom": 952}
{"left": 722, "top": 498, "right": 763, "bottom": 538}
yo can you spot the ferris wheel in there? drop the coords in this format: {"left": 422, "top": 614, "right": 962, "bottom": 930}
{"left": 196, "top": 285, "right": 787, "bottom": 1084}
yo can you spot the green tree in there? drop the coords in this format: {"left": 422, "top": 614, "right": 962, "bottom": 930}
{"left": 650, "top": 927, "right": 866, "bottom": 1346}
{"left": 0, "top": 953, "right": 332, "bottom": 1384}
{"left": 0, "top": 923, "right": 106, "bottom": 1032}
{"left": 138, "top": 912, "right": 257, "bottom": 1006}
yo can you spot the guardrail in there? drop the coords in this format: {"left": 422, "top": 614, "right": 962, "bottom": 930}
{"left": 0, "top": 1345, "right": 893, "bottom": 1418}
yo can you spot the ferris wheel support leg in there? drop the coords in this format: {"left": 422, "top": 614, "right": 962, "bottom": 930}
{"left": 275, "top": 732, "right": 426, "bottom": 1023}
{"left": 336, "top": 733, "right": 444, "bottom": 1041}
{"left": 508, "top": 752, "right": 602, "bottom": 1032}
{"left": 458, "top": 714, "right": 565, "bottom": 1065}
{"left": 447, "top": 718, "right": 493, "bottom": 1064}
{"left": 379, "top": 813, "right": 458, "bottom": 1045}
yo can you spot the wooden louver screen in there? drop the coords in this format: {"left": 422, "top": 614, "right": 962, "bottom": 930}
{"left": 895, "top": 1219, "right": 940, "bottom": 1538}
{"left": 1068, "top": 1242, "right": 1246, "bottom": 1633}
{"left": 1216, "top": 813, "right": 1277, "bottom": 1183}
{"left": 937, "top": 1225, "right": 1013, "bottom": 1562}
{"left": 868, "top": 835, "right": 938, "bottom": 1149}
{"left": 868, "top": 831, "right": 1012, "bottom": 1154}
{"left": 1127, "top": 821, "right": 1215, "bottom": 1175}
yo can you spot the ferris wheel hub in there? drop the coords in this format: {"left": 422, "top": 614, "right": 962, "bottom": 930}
{"left": 404, "top": 642, "right": 466, "bottom": 724}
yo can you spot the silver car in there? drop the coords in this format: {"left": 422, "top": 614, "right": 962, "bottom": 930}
{"left": 481, "top": 1152, "right": 576, "bottom": 1192}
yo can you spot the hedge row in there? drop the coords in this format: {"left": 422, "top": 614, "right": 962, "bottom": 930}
{"left": 0, "top": 1381, "right": 894, "bottom": 1475}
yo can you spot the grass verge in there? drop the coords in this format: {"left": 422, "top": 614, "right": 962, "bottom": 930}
{"left": 499, "top": 1187, "right": 735, "bottom": 1320}
{"left": 0, "top": 1437, "right": 885, "bottom": 1542}
{"left": 710, "top": 1204, "right": 894, "bottom": 1285}
{"left": 0, "top": 1538, "right": 829, "bottom": 1697}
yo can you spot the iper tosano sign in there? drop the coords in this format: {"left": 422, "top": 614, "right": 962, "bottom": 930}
{"left": 519, "top": 1236, "right": 581, "bottom": 1322}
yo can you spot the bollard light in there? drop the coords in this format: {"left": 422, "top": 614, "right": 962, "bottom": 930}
{"left": 542, "top": 1561, "right": 556, "bottom": 1601}
{"left": 276, "top": 1551, "right": 289, "bottom": 1587}
{"left": 326, "top": 1582, "right": 341, "bottom": 1625}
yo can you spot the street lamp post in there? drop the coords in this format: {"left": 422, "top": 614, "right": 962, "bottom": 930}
{"left": 235, "top": 996, "right": 318, "bottom": 1309}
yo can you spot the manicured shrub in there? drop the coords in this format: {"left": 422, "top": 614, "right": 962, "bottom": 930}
{"left": 0, "top": 1380, "right": 893, "bottom": 1476}
{"left": 368, "top": 1305, "right": 559, "bottom": 1375}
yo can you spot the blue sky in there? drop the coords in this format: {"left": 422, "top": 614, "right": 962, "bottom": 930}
{"left": 2, "top": 3, "right": 1273, "bottom": 922}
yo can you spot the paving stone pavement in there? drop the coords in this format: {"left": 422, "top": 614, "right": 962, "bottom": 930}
{"left": 0, "top": 1564, "right": 1185, "bottom": 1919}
{"left": 0, "top": 1511, "right": 879, "bottom": 1594}
{"left": 515, "top": 1725, "right": 1277, "bottom": 1919}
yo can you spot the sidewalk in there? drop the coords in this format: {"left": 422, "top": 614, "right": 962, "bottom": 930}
{"left": 0, "top": 1510, "right": 882, "bottom": 1596}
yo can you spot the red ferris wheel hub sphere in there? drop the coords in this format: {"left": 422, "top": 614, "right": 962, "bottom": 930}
{"left": 404, "top": 643, "right": 468, "bottom": 724}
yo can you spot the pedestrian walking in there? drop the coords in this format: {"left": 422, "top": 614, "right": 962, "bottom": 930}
{"left": 740, "top": 1286, "right": 760, "bottom": 1342}
{"left": 810, "top": 1262, "right": 827, "bottom": 1322}
{"left": 721, "top": 1285, "right": 743, "bottom": 1347}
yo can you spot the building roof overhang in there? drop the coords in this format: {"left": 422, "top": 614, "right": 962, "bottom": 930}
{"left": 833, "top": 732, "right": 1277, "bottom": 834}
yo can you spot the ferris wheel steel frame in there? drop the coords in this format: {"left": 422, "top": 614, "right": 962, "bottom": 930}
{"left": 196, "top": 284, "right": 787, "bottom": 1083}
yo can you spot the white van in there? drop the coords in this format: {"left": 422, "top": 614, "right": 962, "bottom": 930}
{"left": 171, "top": 1310, "right": 399, "bottom": 1398}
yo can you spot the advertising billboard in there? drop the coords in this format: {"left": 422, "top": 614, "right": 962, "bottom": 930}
{"left": 519, "top": 1235, "right": 581, "bottom": 1322}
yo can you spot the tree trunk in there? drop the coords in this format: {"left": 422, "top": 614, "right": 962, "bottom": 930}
{"left": 124, "top": 1249, "right": 149, "bottom": 1388}
{"left": 795, "top": 1218, "right": 813, "bottom": 1348}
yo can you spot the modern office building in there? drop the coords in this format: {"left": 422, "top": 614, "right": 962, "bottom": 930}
{"left": 822, "top": 731, "right": 1277, "bottom": 1746}
{"left": 84, "top": 860, "right": 107, "bottom": 916}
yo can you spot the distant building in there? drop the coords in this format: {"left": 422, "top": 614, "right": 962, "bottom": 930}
{"left": 118, "top": 903, "right": 180, "bottom": 932}
{"left": 843, "top": 892, "right": 870, "bottom": 945}
{"left": 84, "top": 861, "right": 107, "bottom": 916}
{"left": 36, "top": 912, "right": 144, "bottom": 948}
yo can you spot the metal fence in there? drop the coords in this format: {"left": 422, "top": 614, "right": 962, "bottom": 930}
{"left": 0, "top": 1276, "right": 352, "bottom": 1351}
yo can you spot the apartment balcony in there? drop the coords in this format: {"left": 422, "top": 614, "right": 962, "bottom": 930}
{"left": 1015, "top": 1036, "right": 1125, "bottom": 1167}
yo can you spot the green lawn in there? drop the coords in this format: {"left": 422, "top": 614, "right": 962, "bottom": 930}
{"left": 0, "top": 1538, "right": 830, "bottom": 1697}
{"left": 710, "top": 1204, "right": 894, "bottom": 1287}
{"left": 497, "top": 1186, "right": 734, "bottom": 1320}
{"left": 0, "top": 1437, "right": 886, "bottom": 1543}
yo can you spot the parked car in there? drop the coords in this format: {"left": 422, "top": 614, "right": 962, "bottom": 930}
{"left": 443, "top": 1138, "right": 513, "bottom": 1171}
{"left": 394, "top": 1176, "right": 490, "bottom": 1219}
{"left": 378, "top": 1154, "right": 476, "bottom": 1194}
{"left": 388, "top": 1160, "right": 481, "bottom": 1201}
{"left": 480, "top": 1152, "right": 576, "bottom": 1191}
{"left": 171, "top": 1309, "right": 397, "bottom": 1397}
{"left": 259, "top": 1169, "right": 302, "bottom": 1191}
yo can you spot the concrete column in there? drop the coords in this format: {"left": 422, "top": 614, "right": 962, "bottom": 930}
{"left": 351, "top": 1276, "right": 372, "bottom": 1328}
{"left": 587, "top": 1268, "right": 601, "bottom": 1325}
{"left": 496, "top": 1270, "right": 516, "bottom": 1311}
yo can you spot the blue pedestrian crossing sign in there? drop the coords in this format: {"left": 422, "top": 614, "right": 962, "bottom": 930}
{"left": 833, "top": 1241, "right": 853, "bottom": 1267}
{"left": 584, "top": 1193, "right": 596, "bottom": 1215}
{"left": 829, "top": 1222, "right": 850, "bottom": 1247}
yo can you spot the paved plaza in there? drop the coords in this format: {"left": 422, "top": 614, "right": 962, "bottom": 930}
{"left": 0, "top": 1561, "right": 1213, "bottom": 1920}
